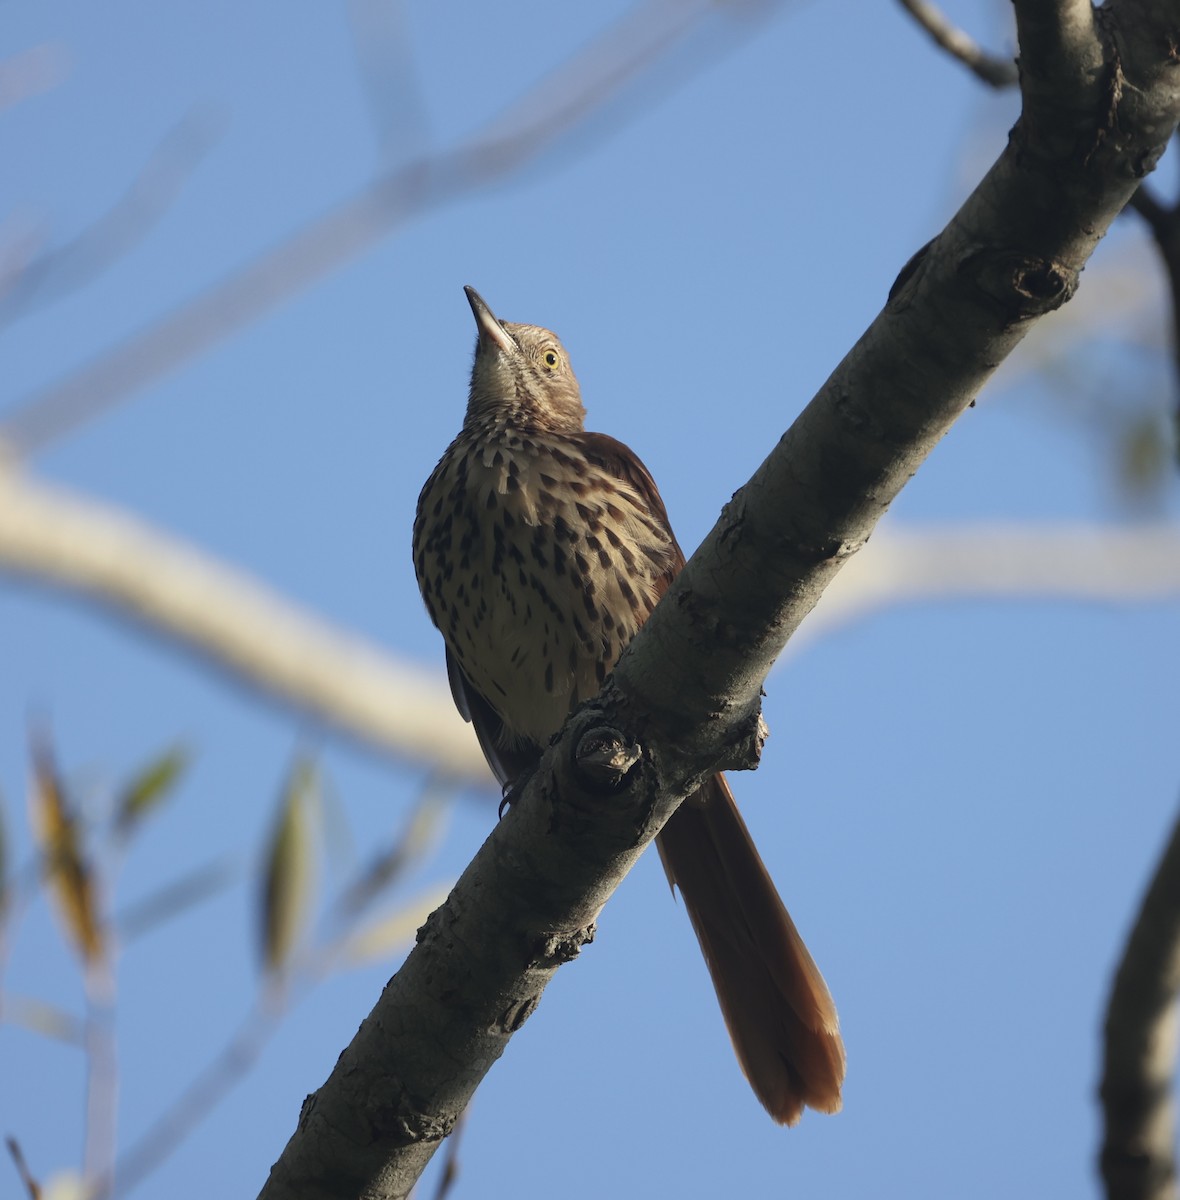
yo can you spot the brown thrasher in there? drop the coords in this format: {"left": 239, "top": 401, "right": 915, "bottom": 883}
{"left": 412, "top": 286, "right": 844, "bottom": 1125}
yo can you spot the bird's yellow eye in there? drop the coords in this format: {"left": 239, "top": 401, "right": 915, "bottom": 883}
{"left": 542, "top": 349, "right": 560, "bottom": 370}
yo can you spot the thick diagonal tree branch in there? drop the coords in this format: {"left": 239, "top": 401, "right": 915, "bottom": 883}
{"left": 259, "top": 5, "right": 1180, "bottom": 1197}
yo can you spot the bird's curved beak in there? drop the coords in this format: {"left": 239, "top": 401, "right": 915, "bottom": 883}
{"left": 465, "top": 286, "right": 516, "bottom": 356}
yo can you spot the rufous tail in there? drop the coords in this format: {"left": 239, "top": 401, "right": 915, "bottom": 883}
{"left": 656, "top": 774, "right": 845, "bottom": 1125}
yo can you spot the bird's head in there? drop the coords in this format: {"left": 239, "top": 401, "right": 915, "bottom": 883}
{"left": 463, "top": 286, "right": 586, "bottom": 433}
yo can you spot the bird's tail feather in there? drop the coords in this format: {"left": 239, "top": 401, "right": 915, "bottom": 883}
{"left": 655, "top": 774, "right": 845, "bottom": 1126}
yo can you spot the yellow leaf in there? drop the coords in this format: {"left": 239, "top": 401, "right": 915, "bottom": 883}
{"left": 41, "top": 1171, "right": 86, "bottom": 1200}
{"left": 2, "top": 994, "right": 85, "bottom": 1044}
{"left": 28, "top": 735, "right": 103, "bottom": 965}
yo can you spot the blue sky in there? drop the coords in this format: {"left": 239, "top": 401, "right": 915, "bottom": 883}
{"left": 2, "top": 2, "right": 1179, "bottom": 1198}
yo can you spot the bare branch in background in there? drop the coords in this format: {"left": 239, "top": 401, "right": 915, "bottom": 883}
{"left": 114, "top": 859, "right": 239, "bottom": 944}
{"left": 0, "top": 42, "right": 71, "bottom": 113}
{"left": 102, "top": 990, "right": 284, "bottom": 1200}
{"left": 896, "top": 0, "right": 1018, "bottom": 87}
{"left": 0, "top": 111, "right": 224, "bottom": 329}
{"left": 344, "top": 0, "right": 431, "bottom": 167}
{"left": 1101, "top": 802, "right": 1180, "bottom": 1200}
{"left": 0, "top": 0, "right": 778, "bottom": 458}
{"left": 0, "top": 465, "right": 488, "bottom": 783}
{"left": 1129, "top": 173, "right": 1180, "bottom": 465}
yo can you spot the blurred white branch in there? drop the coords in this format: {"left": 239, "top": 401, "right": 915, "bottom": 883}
{"left": 798, "top": 523, "right": 1180, "bottom": 647}
{"left": 0, "top": 463, "right": 488, "bottom": 782}
{"left": 1, "top": 463, "right": 1176, "bottom": 783}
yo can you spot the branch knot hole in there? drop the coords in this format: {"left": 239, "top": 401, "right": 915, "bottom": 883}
{"left": 573, "top": 725, "right": 641, "bottom": 793}
{"left": 967, "top": 248, "right": 1078, "bottom": 320}
{"left": 1013, "top": 258, "right": 1075, "bottom": 308}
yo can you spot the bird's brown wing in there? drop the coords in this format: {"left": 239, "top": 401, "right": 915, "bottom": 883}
{"left": 574, "top": 431, "right": 687, "bottom": 577}
{"left": 446, "top": 646, "right": 539, "bottom": 789}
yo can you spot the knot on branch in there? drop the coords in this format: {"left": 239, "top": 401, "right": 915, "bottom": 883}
{"left": 368, "top": 1096, "right": 457, "bottom": 1145}
{"left": 1013, "top": 258, "right": 1076, "bottom": 306}
{"left": 534, "top": 923, "right": 596, "bottom": 968}
{"left": 968, "top": 249, "right": 1078, "bottom": 320}
{"left": 496, "top": 994, "right": 542, "bottom": 1035}
{"left": 573, "top": 725, "right": 641, "bottom": 792}
{"left": 713, "top": 706, "right": 769, "bottom": 775}
{"left": 1132, "top": 143, "right": 1167, "bottom": 179}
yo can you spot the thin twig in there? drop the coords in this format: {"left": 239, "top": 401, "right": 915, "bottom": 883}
{"left": 1126, "top": 173, "right": 1180, "bottom": 468}
{"left": 1129, "top": 181, "right": 1173, "bottom": 237}
{"left": 344, "top": 0, "right": 430, "bottom": 167}
{"left": 0, "top": 111, "right": 223, "bottom": 329}
{"left": 103, "top": 878, "right": 428, "bottom": 1200}
{"left": 82, "top": 960, "right": 118, "bottom": 1199}
{"left": 5, "top": 1137, "right": 41, "bottom": 1200}
{"left": 114, "top": 858, "right": 239, "bottom": 944}
{"left": 103, "top": 989, "right": 286, "bottom": 1200}
{"left": 897, "top": 0, "right": 1018, "bottom": 87}
{"left": 431, "top": 1106, "right": 467, "bottom": 1200}
{"left": 0, "top": 42, "right": 70, "bottom": 114}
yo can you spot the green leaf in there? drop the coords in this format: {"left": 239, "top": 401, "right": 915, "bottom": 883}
{"left": 259, "top": 755, "right": 319, "bottom": 975}
{"left": 115, "top": 744, "right": 189, "bottom": 837}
